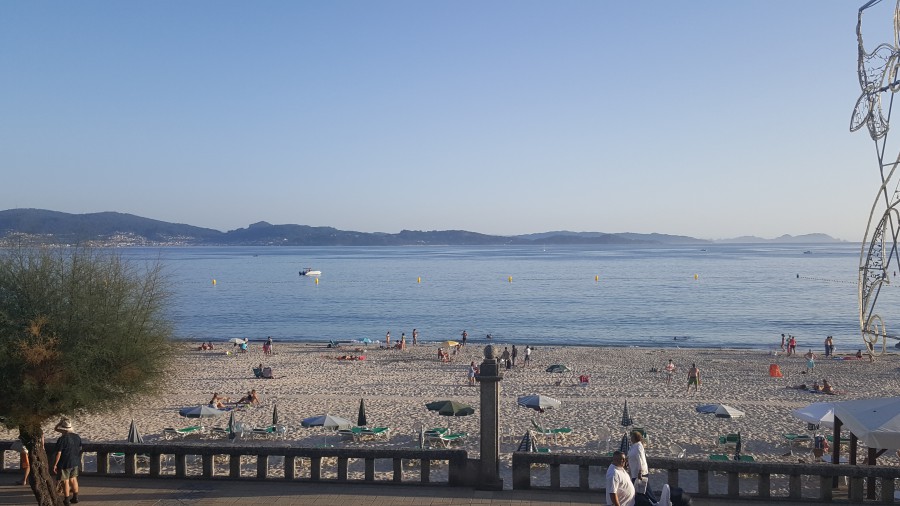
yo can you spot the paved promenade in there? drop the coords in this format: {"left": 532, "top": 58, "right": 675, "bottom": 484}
{"left": 0, "top": 476, "right": 831, "bottom": 505}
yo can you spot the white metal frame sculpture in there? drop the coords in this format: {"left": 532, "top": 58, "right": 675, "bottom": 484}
{"left": 853, "top": 0, "right": 900, "bottom": 357}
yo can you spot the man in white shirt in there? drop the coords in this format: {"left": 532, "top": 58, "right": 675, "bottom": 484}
{"left": 606, "top": 451, "right": 635, "bottom": 506}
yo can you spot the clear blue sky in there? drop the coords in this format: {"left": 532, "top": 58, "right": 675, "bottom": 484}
{"left": 0, "top": 1, "right": 891, "bottom": 240}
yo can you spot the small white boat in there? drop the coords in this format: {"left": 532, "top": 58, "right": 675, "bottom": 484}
{"left": 299, "top": 268, "right": 321, "bottom": 277}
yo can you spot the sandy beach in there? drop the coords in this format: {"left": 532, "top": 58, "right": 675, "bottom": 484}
{"left": 4, "top": 339, "right": 900, "bottom": 488}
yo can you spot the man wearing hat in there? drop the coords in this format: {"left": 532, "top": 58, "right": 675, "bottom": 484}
{"left": 52, "top": 418, "right": 81, "bottom": 505}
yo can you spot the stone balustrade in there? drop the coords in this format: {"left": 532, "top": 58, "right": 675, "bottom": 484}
{"left": 512, "top": 453, "right": 900, "bottom": 503}
{"left": 0, "top": 441, "right": 468, "bottom": 486}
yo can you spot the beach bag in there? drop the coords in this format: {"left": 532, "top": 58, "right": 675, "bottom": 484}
{"left": 671, "top": 487, "right": 692, "bottom": 506}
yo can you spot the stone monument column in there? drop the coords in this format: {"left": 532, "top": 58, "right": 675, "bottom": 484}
{"left": 475, "top": 344, "right": 503, "bottom": 490}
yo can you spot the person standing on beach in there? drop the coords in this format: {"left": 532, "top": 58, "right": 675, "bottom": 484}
{"left": 524, "top": 345, "right": 532, "bottom": 366}
{"left": 501, "top": 347, "right": 511, "bottom": 370}
{"left": 461, "top": 330, "right": 468, "bottom": 346}
{"left": 788, "top": 335, "right": 797, "bottom": 356}
{"left": 511, "top": 345, "right": 518, "bottom": 367}
{"left": 664, "top": 359, "right": 676, "bottom": 385}
{"left": 412, "top": 328, "right": 418, "bottom": 345}
{"left": 53, "top": 418, "right": 81, "bottom": 505}
{"left": 605, "top": 451, "right": 635, "bottom": 506}
{"left": 467, "top": 361, "right": 477, "bottom": 386}
{"left": 385, "top": 331, "right": 391, "bottom": 346}
{"left": 805, "top": 349, "right": 816, "bottom": 372}
{"left": 686, "top": 364, "right": 700, "bottom": 394}
{"left": 781, "top": 334, "right": 786, "bottom": 352}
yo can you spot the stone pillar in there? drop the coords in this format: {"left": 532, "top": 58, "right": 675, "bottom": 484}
{"left": 475, "top": 344, "right": 503, "bottom": 490}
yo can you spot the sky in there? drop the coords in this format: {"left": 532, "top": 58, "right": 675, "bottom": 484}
{"left": 1, "top": 1, "right": 897, "bottom": 241}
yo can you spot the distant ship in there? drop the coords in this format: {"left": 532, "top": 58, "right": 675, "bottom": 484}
{"left": 299, "top": 268, "right": 321, "bottom": 277}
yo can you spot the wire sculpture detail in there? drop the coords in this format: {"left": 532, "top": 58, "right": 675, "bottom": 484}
{"left": 853, "top": 0, "right": 900, "bottom": 358}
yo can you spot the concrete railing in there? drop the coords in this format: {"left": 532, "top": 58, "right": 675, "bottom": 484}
{"left": 0, "top": 441, "right": 468, "bottom": 486}
{"left": 512, "top": 453, "right": 900, "bottom": 502}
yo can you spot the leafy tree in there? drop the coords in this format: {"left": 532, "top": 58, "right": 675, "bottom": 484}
{"left": 0, "top": 247, "right": 174, "bottom": 505}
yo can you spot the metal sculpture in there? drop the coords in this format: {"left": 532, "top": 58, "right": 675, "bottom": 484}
{"left": 852, "top": 0, "right": 900, "bottom": 357}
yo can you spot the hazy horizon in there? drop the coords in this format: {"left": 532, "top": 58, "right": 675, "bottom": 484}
{"left": 0, "top": 1, "right": 887, "bottom": 242}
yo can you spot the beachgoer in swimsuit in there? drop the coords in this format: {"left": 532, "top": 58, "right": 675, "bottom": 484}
{"left": 412, "top": 328, "right": 418, "bottom": 345}
{"left": 665, "top": 359, "right": 676, "bottom": 385}
{"left": 805, "top": 349, "right": 816, "bottom": 372}
{"left": 385, "top": 331, "right": 391, "bottom": 346}
{"left": 686, "top": 363, "right": 700, "bottom": 393}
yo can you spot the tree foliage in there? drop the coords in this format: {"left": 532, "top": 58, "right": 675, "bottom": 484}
{"left": 0, "top": 246, "right": 175, "bottom": 504}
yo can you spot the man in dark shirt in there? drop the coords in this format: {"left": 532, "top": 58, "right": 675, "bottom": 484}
{"left": 52, "top": 418, "right": 81, "bottom": 505}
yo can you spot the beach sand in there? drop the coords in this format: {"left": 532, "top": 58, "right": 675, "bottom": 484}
{"left": 4, "top": 340, "right": 899, "bottom": 491}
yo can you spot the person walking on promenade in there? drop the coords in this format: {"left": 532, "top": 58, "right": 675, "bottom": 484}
{"left": 53, "top": 418, "right": 82, "bottom": 505}
{"left": 686, "top": 363, "right": 701, "bottom": 394}
{"left": 627, "top": 431, "right": 649, "bottom": 495}
{"left": 606, "top": 451, "right": 635, "bottom": 506}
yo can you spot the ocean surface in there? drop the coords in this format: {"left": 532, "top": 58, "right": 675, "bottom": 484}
{"left": 119, "top": 243, "right": 896, "bottom": 351}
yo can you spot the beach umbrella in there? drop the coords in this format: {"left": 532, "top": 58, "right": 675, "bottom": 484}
{"left": 227, "top": 411, "right": 236, "bottom": 440}
{"left": 695, "top": 404, "right": 719, "bottom": 414}
{"left": 441, "top": 340, "right": 459, "bottom": 348}
{"left": 546, "top": 364, "right": 570, "bottom": 374}
{"left": 791, "top": 402, "right": 835, "bottom": 429}
{"left": 361, "top": 337, "right": 372, "bottom": 344}
{"left": 425, "top": 400, "right": 475, "bottom": 417}
{"left": 301, "top": 414, "right": 353, "bottom": 430}
{"left": 833, "top": 396, "right": 900, "bottom": 450}
{"left": 227, "top": 338, "right": 244, "bottom": 344}
{"left": 357, "top": 398, "right": 368, "bottom": 427}
{"left": 621, "top": 400, "right": 634, "bottom": 427}
{"left": 618, "top": 432, "right": 631, "bottom": 453}
{"left": 127, "top": 419, "right": 144, "bottom": 444}
{"left": 272, "top": 403, "right": 280, "bottom": 426}
{"left": 517, "top": 394, "right": 561, "bottom": 413}
{"left": 425, "top": 400, "right": 475, "bottom": 431}
{"left": 714, "top": 405, "right": 745, "bottom": 419}
{"left": 179, "top": 405, "right": 225, "bottom": 418}
{"left": 517, "top": 431, "right": 537, "bottom": 452}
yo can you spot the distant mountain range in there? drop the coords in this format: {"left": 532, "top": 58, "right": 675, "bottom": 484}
{"left": 0, "top": 209, "right": 846, "bottom": 247}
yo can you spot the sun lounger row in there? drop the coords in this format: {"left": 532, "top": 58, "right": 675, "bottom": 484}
{"left": 425, "top": 430, "right": 467, "bottom": 448}
{"left": 338, "top": 426, "right": 391, "bottom": 441}
{"left": 162, "top": 425, "right": 203, "bottom": 439}
{"left": 531, "top": 419, "right": 573, "bottom": 443}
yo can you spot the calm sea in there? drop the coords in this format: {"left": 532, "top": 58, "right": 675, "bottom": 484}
{"left": 119, "top": 243, "right": 892, "bottom": 351}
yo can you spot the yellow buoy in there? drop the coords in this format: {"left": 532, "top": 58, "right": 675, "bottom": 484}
{"left": 694, "top": 274, "right": 699, "bottom": 280}
{"left": 595, "top": 275, "right": 599, "bottom": 282}
{"left": 315, "top": 277, "right": 319, "bottom": 285}
{"left": 508, "top": 276, "right": 513, "bottom": 283}
{"left": 417, "top": 277, "right": 421, "bottom": 283}
{"left": 212, "top": 279, "right": 217, "bottom": 286}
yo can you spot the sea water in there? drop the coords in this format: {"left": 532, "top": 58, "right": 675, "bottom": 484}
{"left": 120, "top": 243, "right": 892, "bottom": 351}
